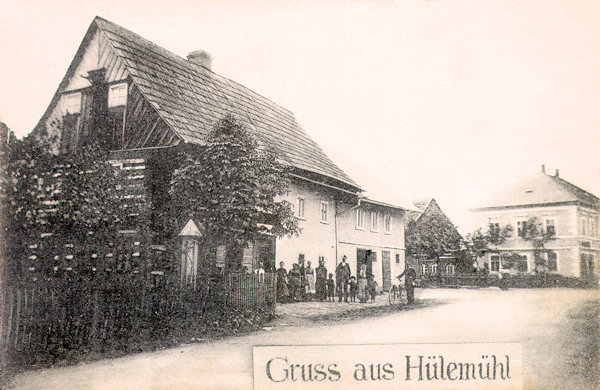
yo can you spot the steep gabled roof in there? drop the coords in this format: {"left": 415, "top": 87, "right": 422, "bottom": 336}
{"left": 37, "top": 16, "right": 361, "bottom": 191}
{"left": 473, "top": 171, "right": 599, "bottom": 210}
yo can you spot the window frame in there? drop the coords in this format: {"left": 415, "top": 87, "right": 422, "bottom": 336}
{"left": 517, "top": 255, "right": 528, "bottom": 272}
{"left": 370, "top": 211, "right": 379, "bottom": 232}
{"left": 490, "top": 255, "right": 500, "bottom": 272}
{"left": 547, "top": 251, "right": 558, "bottom": 272}
{"left": 430, "top": 263, "right": 438, "bottom": 275}
{"left": 356, "top": 209, "right": 365, "bottom": 230}
{"left": 517, "top": 220, "right": 527, "bottom": 238}
{"left": 297, "top": 196, "right": 305, "bottom": 220}
{"left": 64, "top": 92, "right": 82, "bottom": 114}
{"left": 320, "top": 201, "right": 329, "bottom": 224}
{"left": 545, "top": 219, "right": 555, "bottom": 236}
{"left": 384, "top": 214, "right": 392, "bottom": 234}
{"left": 108, "top": 82, "right": 128, "bottom": 108}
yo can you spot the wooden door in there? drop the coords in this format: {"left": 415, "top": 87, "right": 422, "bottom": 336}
{"left": 382, "top": 250, "right": 391, "bottom": 290}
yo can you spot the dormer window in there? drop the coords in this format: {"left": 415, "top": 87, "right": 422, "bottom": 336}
{"left": 108, "top": 83, "right": 128, "bottom": 108}
{"left": 64, "top": 92, "right": 81, "bottom": 114}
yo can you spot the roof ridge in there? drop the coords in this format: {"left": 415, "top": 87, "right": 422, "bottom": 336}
{"left": 94, "top": 16, "right": 298, "bottom": 120}
{"left": 550, "top": 174, "right": 598, "bottom": 201}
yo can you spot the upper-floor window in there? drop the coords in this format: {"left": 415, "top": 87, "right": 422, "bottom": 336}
{"left": 297, "top": 196, "right": 305, "bottom": 219}
{"left": 591, "top": 219, "right": 597, "bottom": 238}
{"left": 108, "top": 83, "right": 128, "bottom": 108}
{"left": 64, "top": 92, "right": 81, "bottom": 114}
{"left": 446, "top": 264, "right": 455, "bottom": 275}
{"left": 320, "top": 202, "right": 328, "bottom": 223}
{"left": 517, "top": 220, "right": 527, "bottom": 238}
{"left": 581, "top": 217, "right": 587, "bottom": 236}
{"left": 371, "top": 211, "right": 379, "bottom": 232}
{"left": 384, "top": 214, "right": 392, "bottom": 234}
{"left": 545, "top": 219, "right": 555, "bottom": 236}
{"left": 356, "top": 209, "right": 365, "bottom": 229}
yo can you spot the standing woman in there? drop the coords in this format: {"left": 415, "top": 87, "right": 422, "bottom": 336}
{"left": 276, "top": 262, "right": 289, "bottom": 303}
{"left": 357, "top": 263, "right": 368, "bottom": 303}
{"left": 305, "top": 260, "right": 316, "bottom": 299}
{"left": 315, "top": 259, "right": 328, "bottom": 301}
{"left": 288, "top": 263, "right": 301, "bottom": 301}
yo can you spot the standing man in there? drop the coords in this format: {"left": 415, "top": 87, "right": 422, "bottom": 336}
{"left": 315, "top": 259, "right": 328, "bottom": 301}
{"left": 335, "top": 255, "right": 351, "bottom": 302}
{"left": 397, "top": 266, "right": 417, "bottom": 304}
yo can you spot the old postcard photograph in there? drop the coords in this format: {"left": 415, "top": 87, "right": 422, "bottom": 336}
{"left": 0, "top": 1, "right": 598, "bottom": 389}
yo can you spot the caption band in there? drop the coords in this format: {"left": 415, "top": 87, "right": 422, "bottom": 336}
{"left": 253, "top": 343, "right": 522, "bottom": 389}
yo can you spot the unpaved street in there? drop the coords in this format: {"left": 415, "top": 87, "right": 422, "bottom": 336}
{"left": 9, "top": 288, "right": 599, "bottom": 389}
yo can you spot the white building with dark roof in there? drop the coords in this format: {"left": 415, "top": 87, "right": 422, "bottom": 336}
{"left": 30, "top": 17, "right": 409, "bottom": 288}
{"left": 471, "top": 166, "right": 599, "bottom": 281}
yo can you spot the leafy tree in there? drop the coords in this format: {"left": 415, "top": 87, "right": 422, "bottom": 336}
{"left": 2, "top": 134, "right": 140, "bottom": 282}
{"left": 467, "top": 223, "right": 513, "bottom": 257}
{"left": 405, "top": 212, "right": 463, "bottom": 272}
{"left": 169, "top": 115, "right": 299, "bottom": 269}
{"left": 520, "top": 216, "right": 555, "bottom": 272}
{"left": 466, "top": 223, "right": 513, "bottom": 271}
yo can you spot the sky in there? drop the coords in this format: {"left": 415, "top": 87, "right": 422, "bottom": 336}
{"left": 1, "top": 0, "right": 599, "bottom": 233}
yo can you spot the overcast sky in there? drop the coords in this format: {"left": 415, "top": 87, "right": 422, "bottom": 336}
{"left": 1, "top": 0, "right": 599, "bottom": 233}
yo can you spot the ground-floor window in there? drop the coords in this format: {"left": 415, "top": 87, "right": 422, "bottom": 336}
{"left": 517, "top": 255, "right": 528, "bottom": 272}
{"left": 431, "top": 263, "right": 438, "bottom": 274}
{"left": 490, "top": 255, "right": 500, "bottom": 272}
{"left": 547, "top": 251, "right": 557, "bottom": 271}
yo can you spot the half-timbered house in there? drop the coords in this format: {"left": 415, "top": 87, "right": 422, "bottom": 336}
{"left": 31, "top": 17, "right": 409, "bottom": 288}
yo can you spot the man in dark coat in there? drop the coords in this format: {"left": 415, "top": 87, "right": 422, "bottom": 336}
{"left": 335, "top": 255, "right": 351, "bottom": 302}
{"left": 397, "top": 266, "right": 417, "bottom": 304}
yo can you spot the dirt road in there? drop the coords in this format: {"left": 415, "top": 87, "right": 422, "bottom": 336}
{"left": 8, "top": 288, "right": 599, "bottom": 389}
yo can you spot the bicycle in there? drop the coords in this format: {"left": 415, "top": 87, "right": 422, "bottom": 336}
{"left": 388, "top": 279, "right": 408, "bottom": 307}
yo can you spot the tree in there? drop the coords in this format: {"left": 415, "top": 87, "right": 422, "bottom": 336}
{"left": 2, "top": 134, "right": 138, "bottom": 282}
{"left": 169, "top": 115, "right": 299, "bottom": 269}
{"left": 520, "top": 216, "right": 555, "bottom": 272}
{"left": 467, "top": 223, "right": 513, "bottom": 257}
{"left": 405, "top": 212, "right": 463, "bottom": 272}
{"left": 466, "top": 223, "right": 513, "bottom": 271}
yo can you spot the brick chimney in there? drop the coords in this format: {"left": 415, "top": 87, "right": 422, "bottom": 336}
{"left": 541, "top": 164, "right": 545, "bottom": 174}
{"left": 555, "top": 169, "right": 559, "bottom": 177}
{"left": 187, "top": 50, "right": 212, "bottom": 71}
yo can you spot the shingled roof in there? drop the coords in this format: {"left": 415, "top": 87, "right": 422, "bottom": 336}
{"left": 39, "top": 16, "right": 361, "bottom": 191}
{"left": 473, "top": 171, "right": 599, "bottom": 210}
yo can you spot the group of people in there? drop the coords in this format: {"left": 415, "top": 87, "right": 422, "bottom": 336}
{"left": 275, "top": 255, "right": 379, "bottom": 303}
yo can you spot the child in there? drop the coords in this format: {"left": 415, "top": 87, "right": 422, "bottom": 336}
{"left": 326, "top": 273, "right": 335, "bottom": 302}
{"left": 368, "top": 274, "right": 378, "bottom": 302}
{"left": 348, "top": 276, "right": 357, "bottom": 302}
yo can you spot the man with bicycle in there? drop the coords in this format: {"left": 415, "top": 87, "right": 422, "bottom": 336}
{"left": 397, "top": 266, "right": 417, "bottom": 304}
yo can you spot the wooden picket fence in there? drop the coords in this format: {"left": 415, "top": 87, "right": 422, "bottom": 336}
{"left": 0, "top": 271, "right": 276, "bottom": 359}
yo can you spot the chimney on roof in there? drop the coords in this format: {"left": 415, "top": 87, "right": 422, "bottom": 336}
{"left": 541, "top": 164, "right": 545, "bottom": 174}
{"left": 187, "top": 50, "right": 212, "bottom": 71}
{"left": 555, "top": 169, "right": 559, "bottom": 177}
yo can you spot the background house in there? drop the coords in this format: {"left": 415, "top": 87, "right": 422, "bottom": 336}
{"left": 470, "top": 166, "right": 599, "bottom": 282}
{"left": 30, "top": 16, "right": 407, "bottom": 287}
{"left": 405, "top": 198, "right": 463, "bottom": 279}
